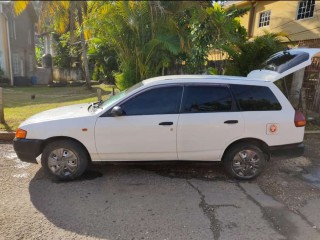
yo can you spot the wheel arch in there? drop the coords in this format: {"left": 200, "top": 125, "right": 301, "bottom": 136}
{"left": 221, "top": 138, "right": 270, "bottom": 162}
{"left": 41, "top": 136, "right": 92, "bottom": 162}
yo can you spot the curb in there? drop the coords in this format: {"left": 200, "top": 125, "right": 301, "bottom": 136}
{"left": 305, "top": 131, "right": 320, "bottom": 134}
{"left": 0, "top": 131, "right": 15, "bottom": 141}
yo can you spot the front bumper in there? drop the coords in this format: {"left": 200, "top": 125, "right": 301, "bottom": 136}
{"left": 269, "top": 142, "right": 304, "bottom": 158}
{"left": 13, "top": 138, "right": 44, "bottom": 163}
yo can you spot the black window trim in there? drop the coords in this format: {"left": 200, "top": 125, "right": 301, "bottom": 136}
{"left": 101, "top": 83, "right": 184, "bottom": 117}
{"left": 230, "top": 84, "right": 282, "bottom": 111}
{"left": 179, "top": 83, "right": 239, "bottom": 114}
{"left": 101, "top": 82, "right": 269, "bottom": 117}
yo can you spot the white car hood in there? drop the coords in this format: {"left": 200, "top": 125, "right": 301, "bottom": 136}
{"left": 21, "top": 103, "right": 94, "bottom": 126}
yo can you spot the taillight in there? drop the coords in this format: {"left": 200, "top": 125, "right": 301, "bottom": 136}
{"left": 294, "top": 110, "right": 306, "bottom": 127}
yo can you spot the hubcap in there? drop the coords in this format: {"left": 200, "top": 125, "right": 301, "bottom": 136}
{"left": 47, "top": 148, "right": 78, "bottom": 177}
{"left": 231, "top": 150, "right": 261, "bottom": 178}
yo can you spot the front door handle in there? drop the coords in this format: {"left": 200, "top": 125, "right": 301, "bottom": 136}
{"left": 224, "top": 120, "right": 238, "bottom": 124}
{"left": 159, "top": 122, "right": 173, "bottom": 126}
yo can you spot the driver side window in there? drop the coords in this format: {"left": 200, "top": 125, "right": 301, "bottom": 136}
{"left": 121, "top": 86, "right": 183, "bottom": 115}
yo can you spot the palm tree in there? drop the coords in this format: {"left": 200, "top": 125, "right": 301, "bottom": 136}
{"left": 14, "top": 1, "right": 92, "bottom": 88}
{"left": 222, "top": 32, "right": 288, "bottom": 76}
{"left": 90, "top": 1, "right": 196, "bottom": 89}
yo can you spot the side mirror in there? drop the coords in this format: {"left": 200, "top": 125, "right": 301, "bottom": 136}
{"left": 110, "top": 106, "right": 124, "bottom": 117}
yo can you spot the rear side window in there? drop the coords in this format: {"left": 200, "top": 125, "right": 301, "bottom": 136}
{"left": 231, "top": 84, "right": 282, "bottom": 111}
{"left": 181, "top": 86, "right": 232, "bottom": 113}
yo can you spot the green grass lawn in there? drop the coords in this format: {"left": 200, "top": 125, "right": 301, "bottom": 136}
{"left": 0, "top": 84, "right": 116, "bottom": 132}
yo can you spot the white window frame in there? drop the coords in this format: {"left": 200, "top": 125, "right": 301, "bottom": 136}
{"left": 258, "top": 10, "right": 271, "bottom": 28}
{"left": 296, "top": 0, "right": 315, "bottom": 20}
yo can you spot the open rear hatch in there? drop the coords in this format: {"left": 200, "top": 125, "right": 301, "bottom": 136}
{"left": 247, "top": 48, "right": 320, "bottom": 82}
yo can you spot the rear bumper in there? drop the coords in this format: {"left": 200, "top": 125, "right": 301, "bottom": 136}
{"left": 269, "top": 142, "right": 304, "bottom": 158}
{"left": 13, "top": 138, "right": 43, "bottom": 163}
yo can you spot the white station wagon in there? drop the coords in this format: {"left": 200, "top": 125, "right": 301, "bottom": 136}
{"left": 14, "top": 48, "right": 319, "bottom": 180}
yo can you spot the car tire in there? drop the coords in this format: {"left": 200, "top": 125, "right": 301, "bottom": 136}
{"left": 223, "top": 143, "right": 266, "bottom": 180}
{"left": 41, "top": 139, "right": 88, "bottom": 181}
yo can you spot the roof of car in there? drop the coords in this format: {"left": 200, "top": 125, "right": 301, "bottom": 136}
{"left": 142, "top": 74, "right": 264, "bottom": 86}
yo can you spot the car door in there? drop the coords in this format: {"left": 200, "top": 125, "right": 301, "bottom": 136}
{"left": 177, "top": 84, "right": 244, "bottom": 161}
{"left": 95, "top": 85, "right": 183, "bottom": 161}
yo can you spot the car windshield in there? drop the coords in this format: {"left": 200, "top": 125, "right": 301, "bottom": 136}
{"left": 99, "top": 82, "right": 144, "bottom": 109}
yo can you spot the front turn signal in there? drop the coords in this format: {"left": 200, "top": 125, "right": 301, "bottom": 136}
{"left": 15, "top": 128, "right": 27, "bottom": 139}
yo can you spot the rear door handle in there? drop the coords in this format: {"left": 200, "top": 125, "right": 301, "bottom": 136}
{"left": 159, "top": 122, "right": 173, "bottom": 126}
{"left": 224, "top": 120, "right": 238, "bottom": 124}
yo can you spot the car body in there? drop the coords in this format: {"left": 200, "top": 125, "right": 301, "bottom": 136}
{"left": 14, "top": 48, "right": 320, "bottom": 180}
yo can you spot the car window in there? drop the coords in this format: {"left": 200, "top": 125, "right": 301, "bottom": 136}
{"left": 100, "top": 82, "right": 144, "bottom": 109}
{"left": 260, "top": 51, "right": 309, "bottom": 73}
{"left": 121, "top": 86, "right": 183, "bottom": 115}
{"left": 181, "top": 86, "right": 232, "bottom": 113}
{"left": 230, "top": 84, "right": 282, "bottom": 111}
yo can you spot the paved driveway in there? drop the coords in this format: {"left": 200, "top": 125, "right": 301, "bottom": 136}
{"left": 1, "top": 134, "right": 320, "bottom": 240}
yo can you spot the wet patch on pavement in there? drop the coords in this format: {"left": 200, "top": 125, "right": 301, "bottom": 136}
{"left": 52, "top": 170, "right": 103, "bottom": 183}
{"left": 78, "top": 170, "right": 103, "bottom": 180}
{"left": 136, "top": 162, "right": 230, "bottom": 181}
{"left": 301, "top": 165, "right": 320, "bottom": 188}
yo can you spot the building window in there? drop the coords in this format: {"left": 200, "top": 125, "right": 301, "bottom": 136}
{"left": 259, "top": 11, "right": 271, "bottom": 27}
{"left": 297, "top": 0, "right": 315, "bottom": 20}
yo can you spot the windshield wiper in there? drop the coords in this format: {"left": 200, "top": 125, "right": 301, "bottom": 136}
{"left": 88, "top": 100, "right": 103, "bottom": 111}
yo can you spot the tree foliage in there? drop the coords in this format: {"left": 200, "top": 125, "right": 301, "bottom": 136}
{"left": 222, "top": 32, "right": 288, "bottom": 76}
{"left": 89, "top": 1, "right": 199, "bottom": 90}
{"left": 184, "top": 3, "right": 248, "bottom": 73}
{"left": 87, "top": 38, "right": 118, "bottom": 83}
{"left": 14, "top": 1, "right": 289, "bottom": 90}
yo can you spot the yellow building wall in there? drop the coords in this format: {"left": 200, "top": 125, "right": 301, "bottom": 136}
{"left": 210, "top": 1, "right": 320, "bottom": 61}
{"left": 254, "top": 1, "right": 320, "bottom": 41}
{"left": 236, "top": 3, "right": 251, "bottom": 31}
{"left": 228, "top": 1, "right": 320, "bottom": 42}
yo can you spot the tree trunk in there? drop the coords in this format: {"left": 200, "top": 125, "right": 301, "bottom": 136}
{"left": 80, "top": 30, "right": 91, "bottom": 89}
{"left": 77, "top": 5, "right": 91, "bottom": 89}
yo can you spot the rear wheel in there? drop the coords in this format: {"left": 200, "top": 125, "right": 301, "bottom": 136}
{"left": 41, "top": 140, "right": 88, "bottom": 181}
{"left": 223, "top": 143, "right": 267, "bottom": 180}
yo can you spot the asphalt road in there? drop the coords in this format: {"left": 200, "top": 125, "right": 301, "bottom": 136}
{"left": 1, "top": 135, "right": 320, "bottom": 240}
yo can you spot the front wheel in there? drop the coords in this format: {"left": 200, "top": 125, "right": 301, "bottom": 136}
{"left": 41, "top": 140, "right": 89, "bottom": 181}
{"left": 223, "top": 143, "right": 267, "bottom": 180}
